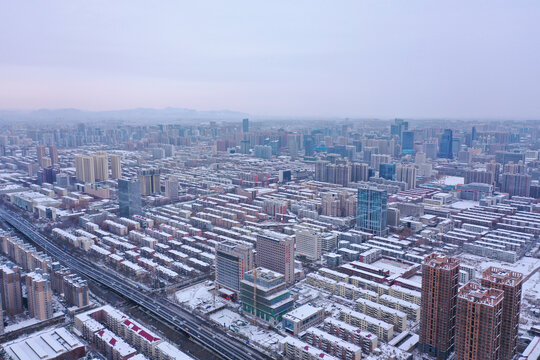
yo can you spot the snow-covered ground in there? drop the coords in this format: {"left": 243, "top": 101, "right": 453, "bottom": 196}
{"left": 458, "top": 254, "right": 540, "bottom": 278}
{"left": 209, "top": 309, "right": 284, "bottom": 350}
{"left": 174, "top": 281, "right": 226, "bottom": 312}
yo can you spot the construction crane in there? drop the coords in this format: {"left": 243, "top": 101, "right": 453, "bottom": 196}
{"left": 253, "top": 268, "right": 257, "bottom": 326}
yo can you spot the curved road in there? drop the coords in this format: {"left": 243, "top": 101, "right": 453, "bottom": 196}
{"left": 0, "top": 209, "right": 270, "bottom": 360}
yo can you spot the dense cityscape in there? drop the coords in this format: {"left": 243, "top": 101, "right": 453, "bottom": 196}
{"left": 0, "top": 117, "right": 538, "bottom": 360}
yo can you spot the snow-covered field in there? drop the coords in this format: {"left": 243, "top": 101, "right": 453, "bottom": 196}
{"left": 174, "top": 281, "right": 227, "bottom": 312}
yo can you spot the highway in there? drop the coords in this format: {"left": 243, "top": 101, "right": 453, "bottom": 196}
{"left": 0, "top": 208, "right": 271, "bottom": 360}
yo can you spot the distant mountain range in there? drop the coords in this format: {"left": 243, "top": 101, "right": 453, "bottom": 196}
{"left": 0, "top": 107, "right": 249, "bottom": 124}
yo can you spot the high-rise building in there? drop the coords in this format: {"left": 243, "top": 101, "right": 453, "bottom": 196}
{"left": 420, "top": 254, "right": 460, "bottom": 360}
{"left": 481, "top": 267, "right": 524, "bottom": 360}
{"left": 395, "top": 164, "right": 417, "bottom": 190}
{"left": 295, "top": 229, "right": 322, "bottom": 261}
{"left": 63, "top": 274, "right": 90, "bottom": 308}
{"left": 26, "top": 269, "right": 53, "bottom": 321}
{"left": 110, "top": 154, "right": 122, "bottom": 179}
{"left": 456, "top": 282, "right": 504, "bottom": 360}
{"left": 118, "top": 179, "right": 142, "bottom": 218}
{"left": 304, "top": 135, "right": 314, "bottom": 157}
{"left": 464, "top": 169, "right": 494, "bottom": 185}
{"left": 164, "top": 176, "right": 179, "bottom": 201}
{"left": 240, "top": 139, "right": 250, "bottom": 154}
{"left": 92, "top": 151, "right": 109, "bottom": 182}
{"left": 401, "top": 131, "right": 415, "bottom": 154}
{"left": 137, "top": 168, "right": 160, "bottom": 195}
{"left": 256, "top": 231, "right": 295, "bottom": 285}
{"left": 500, "top": 173, "right": 531, "bottom": 197}
{"left": 438, "top": 129, "right": 453, "bottom": 159}
{"left": 215, "top": 241, "right": 254, "bottom": 294}
{"left": 240, "top": 267, "right": 294, "bottom": 324}
{"left": 48, "top": 145, "right": 58, "bottom": 165}
{"left": 424, "top": 142, "right": 438, "bottom": 160}
{"left": 315, "top": 160, "right": 329, "bottom": 182}
{"left": 356, "top": 187, "right": 387, "bottom": 236}
{"left": 242, "top": 118, "right": 249, "bottom": 133}
{"left": 351, "top": 162, "right": 369, "bottom": 182}
{"left": 379, "top": 163, "right": 396, "bottom": 180}
{"left": 75, "top": 155, "right": 95, "bottom": 183}
{"left": 0, "top": 263, "right": 24, "bottom": 316}
{"left": 370, "top": 154, "right": 391, "bottom": 171}
{"left": 36, "top": 145, "right": 47, "bottom": 166}
{"left": 254, "top": 145, "right": 272, "bottom": 159}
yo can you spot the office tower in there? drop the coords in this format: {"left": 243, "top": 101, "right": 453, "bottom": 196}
{"left": 164, "top": 176, "right": 179, "bottom": 201}
{"left": 379, "top": 163, "right": 396, "bottom": 180}
{"left": 36, "top": 145, "right": 47, "bottom": 165}
{"left": 304, "top": 135, "right": 314, "bottom": 156}
{"left": 92, "top": 151, "right": 109, "bottom": 181}
{"left": 63, "top": 274, "right": 90, "bottom": 308}
{"left": 75, "top": 154, "right": 95, "bottom": 183}
{"left": 295, "top": 229, "right": 322, "bottom": 261}
{"left": 401, "top": 131, "right": 415, "bottom": 154}
{"left": 356, "top": 187, "right": 387, "bottom": 236}
{"left": 456, "top": 282, "right": 504, "bottom": 360}
{"left": 395, "top": 164, "right": 417, "bottom": 190}
{"left": 315, "top": 160, "right": 329, "bottom": 182}
{"left": 118, "top": 179, "right": 142, "bottom": 218}
{"left": 458, "top": 150, "right": 471, "bottom": 163}
{"left": 48, "top": 145, "right": 58, "bottom": 165}
{"left": 110, "top": 154, "right": 122, "bottom": 179}
{"left": 438, "top": 129, "right": 453, "bottom": 159}
{"left": 256, "top": 231, "right": 295, "bottom": 285}
{"left": 452, "top": 138, "right": 461, "bottom": 157}
{"left": 391, "top": 118, "right": 408, "bottom": 136}
{"left": 420, "top": 254, "right": 460, "bottom": 360}
{"left": 26, "top": 269, "right": 53, "bottom": 321}
{"left": 351, "top": 162, "right": 369, "bottom": 182}
{"left": 242, "top": 118, "right": 249, "bottom": 133}
{"left": 240, "top": 267, "right": 294, "bottom": 323}
{"left": 500, "top": 173, "right": 531, "bottom": 197}
{"left": 288, "top": 134, "right": 299, "bottom": 159}
{"left": 471, "top": 126, "right": 477, "bottom": 141}
{"left": 215, "top": 241, "right": 254, "bottom": 294}
{"left": 481, "top": 267, "right": 524, "bottom": 360}
{"left": 0, "top": 263, "right": 24, "bottom": 316}
{"left": 137, "top": 168, "right": 160, "bottom": 195}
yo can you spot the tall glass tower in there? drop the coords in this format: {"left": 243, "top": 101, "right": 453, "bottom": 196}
{"left": 356, "top": 187, "right": 388, "bottom": 236}
{"left": 119, "top": 178, "right": 142, "bottom": 218}
{"left": 438, "top": 129, "right": 453, "bottom": 159}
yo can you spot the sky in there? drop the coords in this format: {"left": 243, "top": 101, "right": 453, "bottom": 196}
{"left": 0, "top": 1, "right": 539, "bottom": 119}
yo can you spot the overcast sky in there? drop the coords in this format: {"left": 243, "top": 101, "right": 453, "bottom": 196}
{"left": 0, "top": 1, "right": 539, "bottom": 119}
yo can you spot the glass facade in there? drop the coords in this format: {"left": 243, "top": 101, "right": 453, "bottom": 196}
{"left": 438, "top": 129, "right": 453, "bottom": 159}
{"left": 356, "top": 187, "right": 387, "bottom": 236}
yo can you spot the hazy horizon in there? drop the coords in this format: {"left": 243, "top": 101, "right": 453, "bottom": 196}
{"left": 1, "top": 1, "right": 539, "bottom": 119}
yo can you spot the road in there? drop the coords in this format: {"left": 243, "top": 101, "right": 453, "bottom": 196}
{"left": 0, "top": 208, "right": 271, "bottom": 360}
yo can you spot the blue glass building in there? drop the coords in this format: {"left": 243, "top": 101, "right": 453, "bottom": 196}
{"left": 401, "top": 131, "right": 415, "bottom": 154}
{"left": 357, "top": 187, "right": 388, "bottom": 236}
{"left": 438, "top": 129, "right": 453, "bottom": 159}
{"left": 379, "top": 163, "right": 396, "bottom": 180}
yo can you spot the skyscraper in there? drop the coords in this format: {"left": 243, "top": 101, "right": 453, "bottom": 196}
{"left": 110, "top": 154, "right": 122, "bottom": 179}
{"left": 456, "top": 282, "right": 504, "bottom": 360}
{"left": 215, "top": 241, "right": 254, "bottom": 295}
{"left": 36, "top": 145, "right": 47, "bottom": 166}
{"left": 75, "top": 154, "right": 95, "bottom": 183}
{"left": 118, "top": 179, "right": 142, "bottom": 218}
{"left": 481, "top": 267, "right": 524, "bottom": 360}
{"left": 0, "top": 263, "right": 24, "bottom": 316}
{"left": 256, "top": 231, "right": 295, "bottom": 285}
{"left": 26, "top": 269, "right": 53, "bottom": 321}
{"left": 295, "top": 229, "right": 322, "bottom": 261}
{"left": 137, "top": 168, "right": 160, "bottom": 195}
{"left": 401, "top": 131, "right": 415, "bottom": 154}
{"left": 379, "top": 163, "right": 396, "bottom": 180}
{"left": 92, "top": 151, "right": 109, "bottom": 182}
{"left": 356, "top": 187, "right": 387, "bottom": 236}
{"left": 438, "top": 129, "right": 453, "bottom": 159}
{"left": 242, "top": 118, "right": 249, "bottom": 133}
{"left": 420, "top": 254, "right": 460, "bottom": 360}
{"left": 304, "top": 135, "right": 314, "bottom": 157}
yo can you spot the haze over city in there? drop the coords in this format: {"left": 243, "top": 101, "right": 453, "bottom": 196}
{"left": 1, "top": 1, "right": 540, "bottom": 119}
